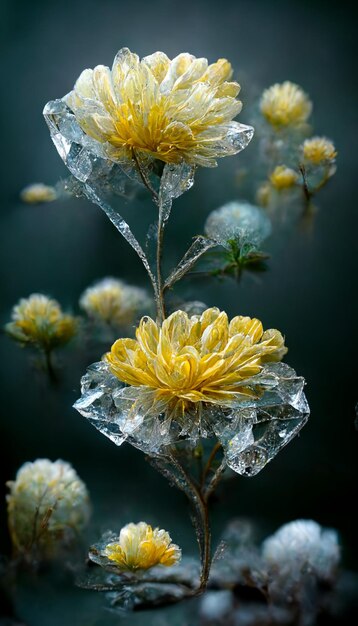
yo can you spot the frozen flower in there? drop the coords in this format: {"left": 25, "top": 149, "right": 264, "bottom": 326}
{"left": 262, "top": 520, "right": 340, "bottom": 586}
{"left": 260, "top": 81, "right": 312, "bottom": 128}
{"left": 5, "top": 294, "right": 77, "bottom": 351}
{"left": 6, "top": 459, "right": 90, "bottom": 556}
{"left": 301, "top": 136, "right": 337, "bottom": 165}
{"left": 75, "top": 309, "right": 309, "bottom": 476}
{"left": 105, "top": 308, "right": 287, "bottom": 419}
{"left": 103, "top": 522, "right": 181, "bottom": 571}
{"left": 79, "top": 278, "right": 150, "bottom": 326}
{"left": 63, "top": 47, "right": 254, "bottom": 167}
{"left": 20, "top": 183, "right": 57, "bottom": 204}
{"left": 204, "top": 201, "right": 271, "bottom": 248}
{"left": 269, "top": 165, "right": 298, "bottom": 190}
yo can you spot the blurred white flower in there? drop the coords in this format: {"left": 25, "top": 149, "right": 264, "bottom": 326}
{"left": 262, "top": 519, "right": 340, "bottom": 591}
{"left": 204, "top": 201, "right": 271, "bottom": 248}
{"left": 6, "top": 459, "right": 90, "bottom": 557}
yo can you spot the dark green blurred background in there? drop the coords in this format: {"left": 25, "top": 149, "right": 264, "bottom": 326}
{"left": 0, "top": 0, "right": 357, "bottom": 623}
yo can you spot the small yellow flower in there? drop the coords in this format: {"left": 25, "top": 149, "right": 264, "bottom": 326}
{"left": 6, "top": 294, "right": 76, "bottom": 350}
{"left": 301, "top": 136, "right": 337, "bottom": 165}
{"left": 20, "top": 183, "right": 57, "bottom": 204}
{"left": 65, "top": 47, "right": 253, "bottom": 167}
{"left": 260, "top": 81, "right": 312, "bottom": 128}
{"left": 80, "top": 278, "right": 149, "bottom": 326}
{"left": 256, "top": 182, "right": 272, "bottom": 207}
{"left": 104, "top": 522, "right": 181, "bottom": 570}
{"left": 105, "top": 307, "right": 287, "bottom": 418}
{"left": 269, "top": 165, "right": 298, "bottom": 190}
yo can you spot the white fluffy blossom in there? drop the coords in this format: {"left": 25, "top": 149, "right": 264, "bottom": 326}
{"left": 6, "top": 459, "right": 90, "bottom": 556}
{"left": 262, "top": 519, "right": 340, "bottom": 591}
{"left": 204, "top": 201, "right": 271, "bottom": 248}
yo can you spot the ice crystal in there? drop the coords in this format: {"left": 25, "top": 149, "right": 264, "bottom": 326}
{"left": 74, "top": 361, "right": 308, "bottom": 475}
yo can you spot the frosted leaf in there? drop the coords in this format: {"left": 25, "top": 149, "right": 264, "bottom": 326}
{"left": 164, "top": 236, "right": 218, "bottom": 288}
{"left": 204, "top": 201, "right": 272, "bottom": 248}
{"left": 213, "top": 363, "right": 309, "bottom": 476}
{"left": 158, "top": 161, "right": 195, "bottom": 226}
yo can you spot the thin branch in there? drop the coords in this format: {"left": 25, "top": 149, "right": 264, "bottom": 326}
{"left": 203, "top": 458, "right": 227, "bottom": 503}
{"left": 132, "top": 149, "right": 159, "bottom": 204}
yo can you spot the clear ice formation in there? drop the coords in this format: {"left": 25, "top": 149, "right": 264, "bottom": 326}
{"left": 43, "top": 99, "right": 195, "bottom": 287}
{"left": 74, "top": 361, "right": 309, "bottom": 477}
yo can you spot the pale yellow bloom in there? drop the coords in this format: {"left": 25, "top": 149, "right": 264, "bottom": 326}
{"left": 301, "top": 136, "right": 337, "bottom": 165}
{"left": 104, "top": 522, "right": 181, "bottom": 570}
{"left": 270, "top": 165, "right": 298, "bottom": 190}
{"left": 65, "top": 47, "right": 253, "bottom": 167}
{"left": 256, "top": 182, "right": 272, "bottom": 207}
{"left": 20, "top": 183, "right": 57, "bottom": 204}
{"left": 6, "top": 294, "right": 76, "bottom": 349}
{"left": 7, "top": 459, "right": 90, "bottom": 554}
{"left": 260, "top": 81, "right": 312, "bottom": 128}
{"left": 80, "top": 278, "right": 149, "bottom": 326}
{"left": 105, "top": 307, "right": 287, "bottom": 418}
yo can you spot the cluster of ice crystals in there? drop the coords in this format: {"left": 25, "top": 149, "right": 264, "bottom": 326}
{"left": 74, "top": 361, "right": 308, "bottom": 475}
{"left": 204, "top": 201, "right": 271, "bottom": 249}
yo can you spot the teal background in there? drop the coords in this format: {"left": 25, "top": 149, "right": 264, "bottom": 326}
{"left": 0, "top": 0, "right": 357, "bottom": 623}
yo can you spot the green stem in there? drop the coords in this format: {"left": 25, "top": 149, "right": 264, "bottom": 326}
{"left": 44, "top": 349, "right": 57, "bottom": 384}
{"left": 166, "top": 453, "right": 211, "bottom": 592}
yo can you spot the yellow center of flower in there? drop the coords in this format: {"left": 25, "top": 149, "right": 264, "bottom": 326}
{"left": 270, "top": 165, "right": 298, "bottom": 190}
{"left": 260, "top": 81, "right": 312, "bottom": 128}
{"left": 104, "top": 522, "right": 181, "bottom": 570}
{"left": 302, "top": 136, "right": 337, "bottom": 164}
{"left": 65, "top": 48, "right": 246, "bottom": 167}
{"left": 105, "top": 307, "right": 287, "bottom": 417}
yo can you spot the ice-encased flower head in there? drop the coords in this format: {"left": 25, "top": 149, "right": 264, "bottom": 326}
{"left": 260, "top": 81, "right": 312, "bottom": 129}
{"left": 5, "top": 294, "right": 77, "bottom": 350}
{"left": 80, "top": 278, "right": 150, "bottom": 326}
{"left": 301, "top": 136, "right": 337, "bottom": 166}
{"left": 6, "top": 459, "right": 90, "bottom": 556}
{"left": 74, "top": 308, "right": 309, "bottom": 477}
{"left": 204, "top": 201, "right": 271, "bottom": 247}
{"left": 262, "top": 520, "right": 340, "bottom": 603}
{"left": 62, "top": 47, "right": 254, "bottom": 167}
{"left": 102, "top": 522, "right": 181, "bottom": 571}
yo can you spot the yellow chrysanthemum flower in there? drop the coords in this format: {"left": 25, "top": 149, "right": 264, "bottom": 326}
{"left": 301, "top": 136, "right": 337, "bottom": 165}
{"left": 104, "top": 522, "right": 181, "bottom": 571}
{"left": 5, "top": 294, "right": 77, "bottom": 350}
{"left": 20, "top": 183, "right": 57, "bottom": 204}
{"left": 269, "top": 165, "right": 298, "bottom": 190}
{"left": 80, "top": 278, "right": 149, "bottom": 326}
{"left": 65, "top": 47, "right": 253, "bottom": 167}
{"left": 260, "top": 81, "right": 312, "bottom": 128}
{"left": 105, "top": 307, "right": 287, "bottom": 418}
